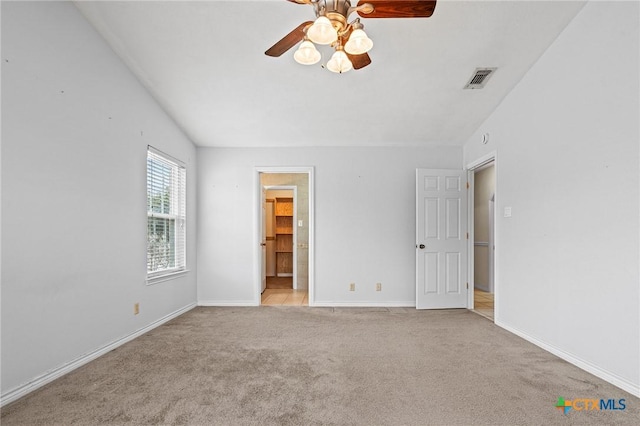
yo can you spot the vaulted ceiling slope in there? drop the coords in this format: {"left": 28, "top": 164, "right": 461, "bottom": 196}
{"left": 74, "top": 0, "right": 586, "bottom": 148}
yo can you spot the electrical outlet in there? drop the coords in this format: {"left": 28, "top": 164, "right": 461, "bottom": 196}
{"left": 134, "top": 303, "right": 140, "bottom": 315}
{"left": 376, "top": 283, "right": 382, "bottom": 292}
{"left": 349, "top": 283, "right": 355, "bottom": 291}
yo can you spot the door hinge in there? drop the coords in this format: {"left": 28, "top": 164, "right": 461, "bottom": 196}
{"left": 466, "top": 182, "right": 470, "bottom": 189}
{"left": 466, "top": 232, "right": 469, "bottom": 240}
{"left": 466, "top": 282, "right": 469, "bottom": 289}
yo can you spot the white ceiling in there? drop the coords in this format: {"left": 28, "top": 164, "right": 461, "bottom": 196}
{"left": 74, "top": 0, "right": 586, "bottom": 148}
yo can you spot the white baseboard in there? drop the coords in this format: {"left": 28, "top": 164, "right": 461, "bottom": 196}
{"left": 497, "top": 320, "right": 640, "bottom": 398}
{"left": 312, "top": 301, "right": 416, "bottom": 308}
{"left": 198, "top": 300, "right": 258, "bottom": 306}
{"left": 197, "top": 300, "right": 415, "bottom": 308}
{"left": 1, "top": 303, "right": 197, "bottom": 407}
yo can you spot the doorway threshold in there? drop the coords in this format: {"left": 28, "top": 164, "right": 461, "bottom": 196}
{"left": 471, "top": 308, "right": 494, "bottom": 321}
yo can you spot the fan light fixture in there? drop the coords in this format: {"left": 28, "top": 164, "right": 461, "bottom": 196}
{"left": 294, "top": 40, "right": 321, "bottom": 65}
{"left": 344, "top": 28, "right": 372, "bottom": 54}
{"left": 265, "top": 0, "right": 438, "bottom": 73}
{"left": 326, "top": 46, "right": 353, "bottom": 73}
{"left": 344, "top": 20, "right": 372, "bottom": 55}
{"left": 300, "top": 16, "right": 371, "bottom": 74}
{"left": 307, "top": 16, "right": 338, "bottom": 45}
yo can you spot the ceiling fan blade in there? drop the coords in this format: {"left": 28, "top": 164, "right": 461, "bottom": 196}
{"left": 347, "top": 52, "right": 372, "bottom": 70}
{"left": 287, "top": 0, "right": 312, "bottom": 4}
{"left": 265, "top": 21, "right": 313, "bottom": 57}
{"left": 357, "top": 0, "right": 437, "bottom": 18}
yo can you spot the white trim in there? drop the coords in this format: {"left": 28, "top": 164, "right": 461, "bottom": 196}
{"left": 308, "top": 169, "right": 315, "bottom": 306}
{"left": 497, "top": 321, "right": 640, "bottom": 398}
{"left": 198, "top": 300, "right": 258, "bottom": 307}
{"left": 0, "top": 303, "right": 196, "bottom": 407}
{"left": 254, "top": 167, "right": 315, "bottom": 306}
{"left": 467, "top": 170, "right": 475, "bottom": 310}
{"left": 147, "top": 145, "right": 185, "bottom": 168}
{"left": 146, "top": 269, "right": 190, "bottom": 285}
{"left": 488, "top": 194, "right": 495, "bottom": 293}
{"left": 147, "top": 212, "right": 178, "bottom": 220}
{"left": 313, "top": 301, "right": 416, "bottom": 308}
{"left": 466, "top": 150, "right": 497, "bottom": 171}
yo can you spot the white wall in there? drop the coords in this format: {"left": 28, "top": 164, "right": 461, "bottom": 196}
{"left": 464, "top": 1, "right": 639, "bottom": 395}
{"left": 197, "top": 147, "right": 461, "bottom": 306}
{"left": 1, "top": 1, "right": 197, "bottom": 402}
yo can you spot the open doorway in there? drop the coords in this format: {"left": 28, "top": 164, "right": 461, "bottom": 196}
{"left": 264, "top": 187, "right": 297, "bottom": 290}
{"left": 255, "top": 168, "right": 314, "bottom": 306}
{"left": 468, "top": 156, "right": 496, "bottom": 321}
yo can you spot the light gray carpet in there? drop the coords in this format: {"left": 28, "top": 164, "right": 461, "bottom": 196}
{"left": 2, "top": 307, "right": 638, "bottom": 425}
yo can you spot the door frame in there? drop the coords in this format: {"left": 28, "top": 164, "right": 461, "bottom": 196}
{"left": 263, "top": 185, "right": 297, "bottom": 289}
{"left": 254, "top": 167, "right": 315, "bottom": 306}
{"left": 466, "top": 151, "right": 497, "bottom": 319}
{"left": 488, "top": 193, "right": 495, "bottom": 293}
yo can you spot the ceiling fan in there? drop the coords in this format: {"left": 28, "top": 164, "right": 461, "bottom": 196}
{"left": 265, "top": 0, "right": 437, "bottom": 73}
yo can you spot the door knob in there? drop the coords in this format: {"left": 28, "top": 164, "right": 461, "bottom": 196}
{"left": 419, "top": 244, "right": 425, "bottom": 249}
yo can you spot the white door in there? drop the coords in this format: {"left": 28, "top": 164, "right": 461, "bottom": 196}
{"left": 416, "top": 169, "right": 468, "bottom": 309}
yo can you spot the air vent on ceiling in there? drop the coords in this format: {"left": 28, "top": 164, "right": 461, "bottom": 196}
{"left": 464, "top": 68, "right": 497, "bottom": 89}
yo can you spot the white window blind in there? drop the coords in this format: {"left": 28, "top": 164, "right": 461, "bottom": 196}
{"left": 147, "top": 147, "right": 186, "bottom": 279}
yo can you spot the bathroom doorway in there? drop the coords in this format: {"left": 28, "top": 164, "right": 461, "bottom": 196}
{"left": 470, "top": 160, "right": 495, "bottom": 320}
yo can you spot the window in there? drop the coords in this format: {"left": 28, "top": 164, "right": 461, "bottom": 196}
{"left": 147, "top": 146, "right": 186, "bottom": 279}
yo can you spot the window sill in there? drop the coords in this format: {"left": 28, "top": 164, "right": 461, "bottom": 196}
{"left": 146, "top": 269, "right": 190, "bottom": 285}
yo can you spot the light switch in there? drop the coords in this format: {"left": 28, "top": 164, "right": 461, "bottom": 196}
{"left": 504, "top": 207, "right": 512, "bottom": 217}
{"left": 298, "top": 220, "right": 303, "bottom": 227}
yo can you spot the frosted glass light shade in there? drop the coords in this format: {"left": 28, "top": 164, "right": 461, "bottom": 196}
{"left": 326, "top": 49, "right": 353, "bottom": 73}
{"left": 294, "top": 41, "right": 321, "bottom": 65}
{"left": 344, "top": 29, "right": 373, "bottom": 55}
{"left": 307, "top": 16, "right": 338, "bottom": 45}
